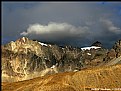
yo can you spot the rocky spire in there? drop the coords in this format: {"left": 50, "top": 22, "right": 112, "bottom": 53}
{"left": 113, "top": 39, "right": 121, "bottom": 57}
{"left": 91, "top": 41, "right": 102, "bottom": 47}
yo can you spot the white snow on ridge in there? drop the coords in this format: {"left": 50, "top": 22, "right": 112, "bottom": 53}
{"left": 38, "top": 42, "right": 48, "bottom": 46}
{"left": 81, "top": 46, "right": 101, "bottom": 51}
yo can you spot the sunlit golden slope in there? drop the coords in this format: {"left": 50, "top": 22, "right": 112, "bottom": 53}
{"left": 2, "top": 64, "right": 121, "bottom": 91}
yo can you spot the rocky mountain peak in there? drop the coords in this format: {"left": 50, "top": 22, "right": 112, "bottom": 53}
{"left": 91, "top": 41, "right": 102, "bottom": 47}
{"left": 3, "top": 37, "right": 45, "bottom": 55}
{"left": 16, "top": 37, "right": 29, "bottom": 43}
{"left": 113, "top": 39, "right": 121, "bottom": 49}
{"left": 113, "top": 39, "right": 121, "bottom": 57}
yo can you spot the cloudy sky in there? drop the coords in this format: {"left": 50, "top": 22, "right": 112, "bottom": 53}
{"left": 2, "top": 2, "right": 121, "bottom": 48}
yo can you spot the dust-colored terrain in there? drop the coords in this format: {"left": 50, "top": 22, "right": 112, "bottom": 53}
{"left": 2, "top": 64, "right": 121, "bottom": 91}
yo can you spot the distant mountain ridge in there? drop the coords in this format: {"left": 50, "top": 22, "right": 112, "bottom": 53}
{"left": 2, "top": 37, "right": 121, "bottom": 82}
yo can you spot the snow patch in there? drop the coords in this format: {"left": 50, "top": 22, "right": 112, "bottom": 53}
{"left": 22, "top": 37, "right": 25, "bottom": 42}
{"left": 51, "top": 65, "right": 55, "bottom": 69}
{"left": 11, "top": 41, "right": 14, "bottom": 43}
{"left": 87, "top": 53, "right": 91, "bottom": 55}
{"left": 81, "top": 46, "right": 101, "bottom": 51}
{"left": 44, "top": 58, "right": 47, "bottom": 59}
{"left": 38, "top": 42, "right": 48, "bottom": 46}
{"left": 73, "top": 70, "right": 78, "bottom": 72}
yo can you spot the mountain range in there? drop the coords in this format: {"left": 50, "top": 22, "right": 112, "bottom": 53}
{"left": 1, "top": 37, "right": 121, "bottom": 91}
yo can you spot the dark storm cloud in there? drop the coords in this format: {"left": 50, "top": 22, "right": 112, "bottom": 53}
{"left": 99, "top": 18, "right": 121, "bottom": 34}
{"left": 2, "top": 2, "right": 121, "bottom": 48}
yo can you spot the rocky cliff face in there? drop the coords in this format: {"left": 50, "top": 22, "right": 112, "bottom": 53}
{"left": 103, "top": 40, "right": 121, "bottom": 64}
{"left": 113, "top": 39, "right": 121, "bottom": 57}
{"left": 2, "top": 37, "right": 83, "bottom": 82}
{"left": 1, "top": 37, "right": 121, "bottom": 82}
